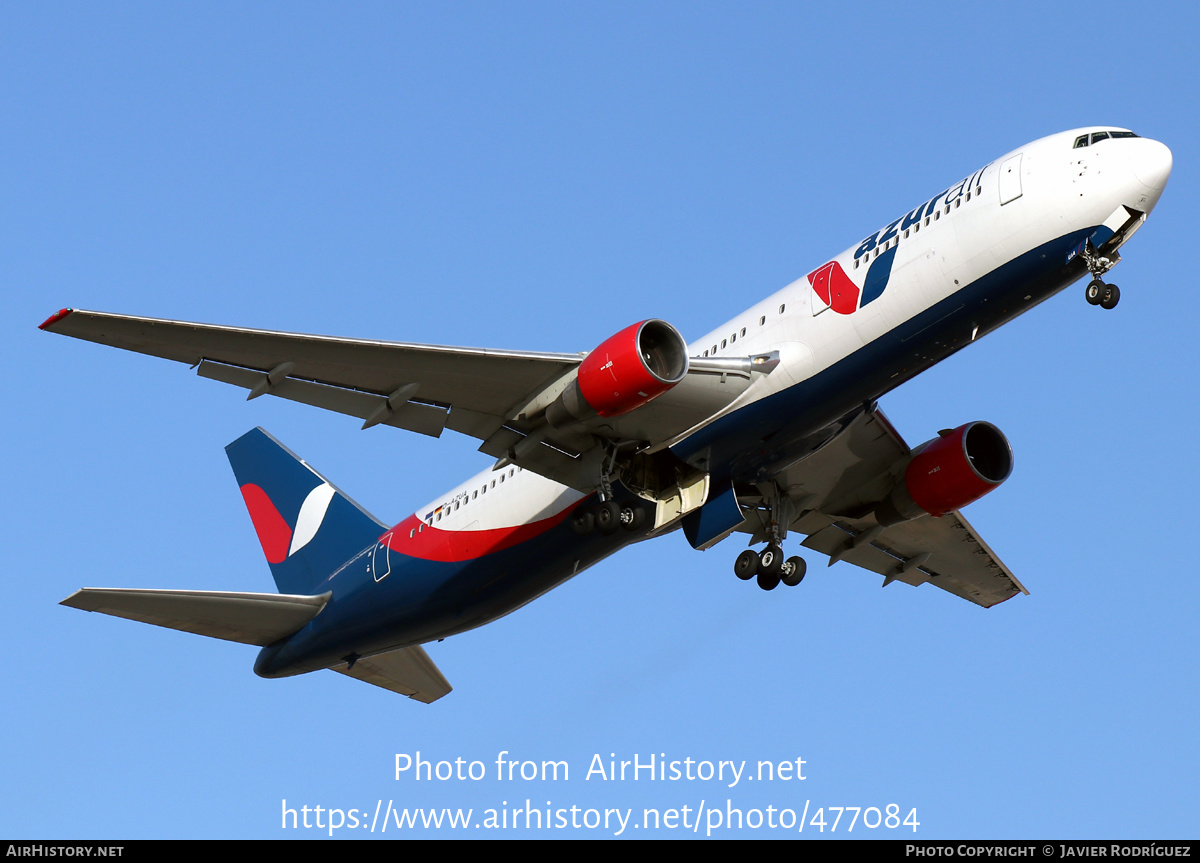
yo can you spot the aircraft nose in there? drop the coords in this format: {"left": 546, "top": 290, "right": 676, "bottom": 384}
{"left": 1131, "top": 138, "right": 1172, "bottom": 192}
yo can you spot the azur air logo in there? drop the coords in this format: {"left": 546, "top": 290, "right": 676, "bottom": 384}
{"left": 808, "top": 246, "right": 897, "bottom": 315}
{"left": 810, "top": 162, "right": 990, "bottom": 315}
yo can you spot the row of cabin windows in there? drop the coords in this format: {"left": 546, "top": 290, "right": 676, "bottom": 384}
{"left": 851, "top": 185, "right": 982, "bottom": 270}
{"left": 701, "top": 308, "right": 786, "bottom": 357}
{"left": 423, "top": 466, "right": 521, "bottom": 527}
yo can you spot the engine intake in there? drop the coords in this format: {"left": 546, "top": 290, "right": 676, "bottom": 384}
{"left": 875, "top": 422, "right": 1013, "bottom": 527}
{"left": 546, "top": 320, "right": 689, "bottom": 427}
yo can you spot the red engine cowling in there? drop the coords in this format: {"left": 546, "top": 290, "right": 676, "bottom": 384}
{"left": 546, "top": 320, "right": 689, "bottom": 426}
{"left": 876, "top": 422, "right": 1013, "bottom": 526}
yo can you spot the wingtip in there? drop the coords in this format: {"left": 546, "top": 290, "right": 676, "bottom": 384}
{"left": 39, "top": 308, "right": 74, "bottom": 330}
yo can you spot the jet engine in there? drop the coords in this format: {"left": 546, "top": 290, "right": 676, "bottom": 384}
{"left": 875, "top": 422, "right": 1013, "bottom": 526}
{"left": 546, "top": 320, "right": 689, "bottom": 427}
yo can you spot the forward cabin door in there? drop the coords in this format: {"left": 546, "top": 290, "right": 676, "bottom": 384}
{"left": 998, "top": 153, "right": 1023, "bottom": 205}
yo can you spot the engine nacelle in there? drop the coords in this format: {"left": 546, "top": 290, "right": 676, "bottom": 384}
{"left": 546, "top": 320, "right": 689, "bottom": 427}
{"left": 875, "top": 422, "right": 1013, "bottom": 527}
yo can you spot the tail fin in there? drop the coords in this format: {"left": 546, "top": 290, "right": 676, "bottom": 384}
{"left": 226, "top": 428, "right": 387, "bottom": 595}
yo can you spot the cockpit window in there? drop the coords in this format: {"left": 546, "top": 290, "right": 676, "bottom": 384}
{"left": 1073, "top": 130, "right": 1140, "bottom": 148}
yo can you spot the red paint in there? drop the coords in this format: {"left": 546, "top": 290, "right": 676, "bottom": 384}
{"left": 904, "top": 423, "right": 1010, "bottom": 517}
{"left": 385, "top": 504, "right": 579, "bottom": 563}
{"left": 239, "top": 483, "right": 293, "bottom": 564}
{"left": 577, "top": 321, "right": 677, "bottom": 417}
{"left": 39, "top": 308, "right": 74, "bottom": 330}
{"left": 807, "top": 262, "right": 859, "bottom": 315}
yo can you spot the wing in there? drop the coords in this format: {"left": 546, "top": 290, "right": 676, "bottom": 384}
{"left": 737, "top": 408, "right": 1027, "bottom": 608}
{"left": 40, "top": 308, "right": 771, "bottom": 491}
{"left": 40, "top": 307, "right": 580, "bottom": 440}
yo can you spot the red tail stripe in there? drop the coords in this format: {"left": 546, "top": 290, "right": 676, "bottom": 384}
{"left": 240, "top": 483, "right": 293, "bottom": 564}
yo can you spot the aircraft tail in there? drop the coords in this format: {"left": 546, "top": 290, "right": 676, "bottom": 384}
{"left": 226, "top": 428, "right": 388, "bottom": 595}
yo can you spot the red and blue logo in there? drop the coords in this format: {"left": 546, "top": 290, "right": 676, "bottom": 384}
{"left": 807, "top": 245, "right": 896, "bottom": 315}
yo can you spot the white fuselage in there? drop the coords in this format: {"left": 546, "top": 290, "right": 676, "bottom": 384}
{"left": 410, "top": 127, "right": 1170, "bottom": 548}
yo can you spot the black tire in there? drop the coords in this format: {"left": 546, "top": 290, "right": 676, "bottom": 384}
{"left": 619, "top": 505, "right": 646, "bottom": 531}
{"left": 756, "top": 569, "right": 780, "bottom": 591}
{"left": 781, "top": 556, "right": 807, "bottom": 587}
{"left": 1101, "top": 284, "right": 1120, "bottom": 310}
{"left": 758, "top": 544, "right": 784, "bottom": 577}
{"left": 571, "top": 509, "right": 595, "bottom": 536}
{"left": 734, "top": 549, "right": 759, "bottom": 580}
{"left": 1085, "top": 279, "right": 1105, "bottom": 305}
{"left": 595, "top": 500, "right": 621, "bottom": 534}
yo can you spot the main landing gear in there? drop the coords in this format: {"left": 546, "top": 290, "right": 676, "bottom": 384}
{"left": 571, "top": 500, "right": 647, "bottom": 536}
{"left": 1080, "top": 240, "right": 1121, "bottom": 310}
{"left": 734, "top": 545, "right": 807, "bottom": 591}
{"left": 732, "top": 484, "right": 808, "bottom": 591}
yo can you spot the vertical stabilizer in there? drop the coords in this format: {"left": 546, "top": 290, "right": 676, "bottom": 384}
{"left": 226, "top": 428, "right": 387, "bottom": 595}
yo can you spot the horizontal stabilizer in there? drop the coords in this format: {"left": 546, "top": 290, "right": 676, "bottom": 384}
{"left": 332, "top": 645, "right": 452, "bottom": 704}
{"left": 61, "top": 588, "right": 331, "bottom": 646}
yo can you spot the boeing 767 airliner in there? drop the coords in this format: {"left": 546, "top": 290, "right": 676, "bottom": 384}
{"left": 42, "top": 127, "right": 1172, "bottom": 702}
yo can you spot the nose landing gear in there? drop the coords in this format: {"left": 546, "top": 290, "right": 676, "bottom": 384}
{"left": 1080, "top": 241, "right": 1121, "bottom": 310}
{"left": 1085, "top": 279, "right": 1121, "bottom": 309}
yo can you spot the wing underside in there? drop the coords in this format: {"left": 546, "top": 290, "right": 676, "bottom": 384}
{"left": 736, "top": 408, "right": 1027, "bottom": 608}
{"left": 41, "top": 308, "right": 765, "bottom": 492}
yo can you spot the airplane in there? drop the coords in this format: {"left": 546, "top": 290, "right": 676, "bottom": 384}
{"left": 41, "top": 126, "right": 1172, "bottom": 703}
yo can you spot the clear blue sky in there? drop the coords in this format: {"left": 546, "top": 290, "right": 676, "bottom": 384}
{"left": 5, "top": 1, "right": 1197, "bottom": 839}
